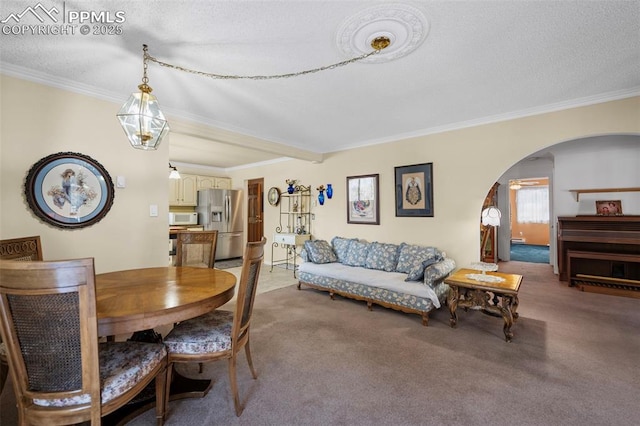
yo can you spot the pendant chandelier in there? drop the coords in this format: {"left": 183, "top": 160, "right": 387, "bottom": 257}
{"left": 116, "top": 45, "right": 170, "bottom": 150}
{"left": 116, "top": 38, "right": 390, "bottom": 150}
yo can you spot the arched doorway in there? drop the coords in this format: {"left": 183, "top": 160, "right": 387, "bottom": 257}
{"left": 481, "top": 134, "right": 639, "bottom": 270}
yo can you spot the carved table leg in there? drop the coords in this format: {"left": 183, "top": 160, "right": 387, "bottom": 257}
{"left": 511, "top": 294, "right": 520, "bottom": 321}
{"left": 448, "top": 285, "right": 459, "bottom": 327}
{"left": 500, "top": 295, "right": 516, "bottom": 342}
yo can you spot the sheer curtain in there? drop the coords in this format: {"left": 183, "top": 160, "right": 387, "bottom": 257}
{"left": 516, "top": 187, "right": 549, "bottom": 223}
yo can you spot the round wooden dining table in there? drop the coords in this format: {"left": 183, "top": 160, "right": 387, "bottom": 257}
{"left": 96, "top": 266, "right": 236, "bottom": 337}
{"left": 95, "top": 266, "right": 236, "bottom": 423}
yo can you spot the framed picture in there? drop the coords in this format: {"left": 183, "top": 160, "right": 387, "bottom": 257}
{"left": 25, "top": 152, "right": 115, "bottom": 229}
{"left": 595, "top": 200, "right": 623, "bottom": 216}
{"left": 395, "top": 162, "right": 433, "bottom": 217}
{"left": 347, "top": 174, "right": 380, "bottom": 225}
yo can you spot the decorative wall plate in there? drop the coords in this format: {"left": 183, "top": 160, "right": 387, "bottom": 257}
{"left": 25, "top": 152, "right": 115, "bottom": 229}
{"left": 267, "top": 186, "right": 281, "bottom": 206}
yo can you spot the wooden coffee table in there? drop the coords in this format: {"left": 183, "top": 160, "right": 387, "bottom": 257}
{"left": 445, "top": 268, "right": 523, "bottom": 342}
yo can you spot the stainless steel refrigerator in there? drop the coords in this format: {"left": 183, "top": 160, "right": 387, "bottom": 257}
{"left": 196, "top": 189, "right": 244, "bottom": 260}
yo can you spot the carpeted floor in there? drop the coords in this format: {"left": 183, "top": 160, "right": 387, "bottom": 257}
{"left": 510, "top": 243, "right": 550, "bottom": 263}
{"left": 2, "top": 262, "right": 638, "bottom": 425}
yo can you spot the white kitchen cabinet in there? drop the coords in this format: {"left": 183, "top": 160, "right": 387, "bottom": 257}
{"left": 197, "top": 176, "right": 232, "bottom": 190}
{"left": 171, "top": 175, "right": 232, "bottom": 206}
{"left": 213, "top": 177, "right": 232, "bottom": 189}
{"left": 169, "top": 174, "right": 198, "bottom": 206}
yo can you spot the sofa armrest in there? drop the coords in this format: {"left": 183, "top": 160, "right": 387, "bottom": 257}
{"left": 423, "top": 257, "right": 456, "bottom": 288}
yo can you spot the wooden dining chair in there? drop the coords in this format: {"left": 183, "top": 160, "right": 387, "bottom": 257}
{"left": 175, "top": 230, "right": 218, "bottom": 268}
{"left": 163, "top": 237, "right": 267, "bottom": 416}
{"left": 0, "top": 235, "right": 43, "bottom": 261}
{"left": 0, "top": 258, "right": 169, "bottom": 425}
{"left": 0, "top": 236, "right": 44, "bottom": 394}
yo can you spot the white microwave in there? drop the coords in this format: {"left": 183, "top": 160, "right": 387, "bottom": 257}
{"left": 169, "top": 212, "right": 198, "bottom": 225}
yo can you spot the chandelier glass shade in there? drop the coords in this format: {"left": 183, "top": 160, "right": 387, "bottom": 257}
{"left": 117, "top": 86, "right": 169, "bottom": 150}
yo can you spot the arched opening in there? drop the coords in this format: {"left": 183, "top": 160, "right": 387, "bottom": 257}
{"left": 480, "top": 134, "right": 640, "bottom": 271}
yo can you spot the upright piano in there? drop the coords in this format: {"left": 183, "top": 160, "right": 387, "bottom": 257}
{"left": 557, "top": 216, "right": 640, "bottom": 297}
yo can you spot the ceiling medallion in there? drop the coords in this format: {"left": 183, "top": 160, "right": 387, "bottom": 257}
{"left": 336, "top": 3, "right": 429, "bottom": 63}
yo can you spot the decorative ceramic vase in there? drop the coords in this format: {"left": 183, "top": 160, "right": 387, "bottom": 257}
{"left": 287, "top": 183, "right": 295, "bottom": 194}
{"left": 326, "top": 184, "right": 333, "bottom": 199}
{"left": 318, "top": 190, "right": 325, "bottom": 206}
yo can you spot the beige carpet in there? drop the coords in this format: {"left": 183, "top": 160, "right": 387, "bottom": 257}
{"left": 1, "top": 261, "right": 638, "bottom": 425}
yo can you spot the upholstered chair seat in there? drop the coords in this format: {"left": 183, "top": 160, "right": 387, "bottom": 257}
{"left": 33, "top": 342, "right": 167, "bottom": 407}
{"left": 164, "top": 310, "right": 233, "bottom": 355}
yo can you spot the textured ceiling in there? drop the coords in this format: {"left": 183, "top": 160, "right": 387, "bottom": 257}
{"left": 1, "top": 1, "right": 639, "bottom": 170}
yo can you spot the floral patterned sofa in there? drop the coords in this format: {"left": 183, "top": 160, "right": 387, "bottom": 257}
{"left": 297, "top": 237, "right": 456, "bottom": 326}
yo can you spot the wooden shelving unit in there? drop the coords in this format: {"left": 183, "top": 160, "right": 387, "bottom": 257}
{"left": 568, "top": 187, "right": 640, "bottom": 201}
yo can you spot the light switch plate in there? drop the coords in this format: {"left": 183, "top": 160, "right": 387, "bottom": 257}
{"left": 116, "top": 176, "right": 126, "bottom": 188}
{"left": 149, "top": 204, "right": 158, "bottom": 217}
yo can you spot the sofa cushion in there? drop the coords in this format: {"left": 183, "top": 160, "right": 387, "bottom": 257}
{"left": 304, "top": 240, "right": 337, "bottom": 264}
{"left": 396, "top": 243, "right": 442, "bottom": 275}
{"left": 365, "top": 242, "right": 400, "bottom": 272}
{"left": 343, "top": 240, "right": 370, "bottom": 267}
{"left": 406, "top": 258, "right": 439, "bottom": 282}
{"left": 299, "top": 248, "right": 309, "bottom": 262}
{"left": 331, "top": 236, "right": 355, "bottom": 263}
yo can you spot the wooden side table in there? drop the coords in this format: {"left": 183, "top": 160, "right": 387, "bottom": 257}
{"left": 445, "top": 268, "right": 523, "bottom": 342}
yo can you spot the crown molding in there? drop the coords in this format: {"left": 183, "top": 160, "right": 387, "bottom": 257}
{"left": 3, "top": 63, "right": 639, "bottom": 157}
{"left": 333, "top": 88, "right": 640, "bottom": 153}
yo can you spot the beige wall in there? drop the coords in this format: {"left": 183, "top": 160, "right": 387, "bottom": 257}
{"left": 0, "top": 75, "right": 169, "bottom": 273}
{"left": 229, "top": 97, "right": 640, "bottom": 268}
{"left": 1, "top": 73, "right": 639, "bottom": 272}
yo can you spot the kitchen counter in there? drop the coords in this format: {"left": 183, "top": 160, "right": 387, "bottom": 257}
{"left": 170, "top": 225, "right": 204, "bottom": 237}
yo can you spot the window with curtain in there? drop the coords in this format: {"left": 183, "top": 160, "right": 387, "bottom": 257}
{"left": 516, "top": 186, "right": 549, "bottom": 224}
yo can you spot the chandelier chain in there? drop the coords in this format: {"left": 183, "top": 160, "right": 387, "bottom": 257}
{"left": 142, "top": 44, "right": 149, "bottom": 85}
{"left": 143, "top": 48, "right": 382, "bottom": 81}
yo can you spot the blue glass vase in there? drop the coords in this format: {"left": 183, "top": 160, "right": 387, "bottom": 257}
{"left": 318, "top": 190, "right": 325, "bottom": 206}
{"left": 287, "top": 183, "right": 295, "bottom": 194}
{"left": 326, "top": 184, "right": 333, "bottom": 199}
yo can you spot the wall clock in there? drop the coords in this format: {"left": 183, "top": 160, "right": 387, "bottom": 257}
{"left": 267, "top": 187, "right": 281, "bottom": 206}
{"left": 24, "top": 152, "right": 115, "bottom": 229}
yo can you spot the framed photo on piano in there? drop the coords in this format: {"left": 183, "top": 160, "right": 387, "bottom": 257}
{"left": 595, "top": 200, "right": 622, "bottom": 216}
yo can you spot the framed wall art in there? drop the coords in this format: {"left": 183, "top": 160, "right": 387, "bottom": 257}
{"left": 595, "top": 200, "right": 622, "bottom": 216}
{"left": 24, "top": 152, "right": 115, "bottom": 229}
{"left": 347, "top": 174, "right": 380, "bottom": 225}
{"left": 394, "top": 162, "right": 433, "bottom": 217}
